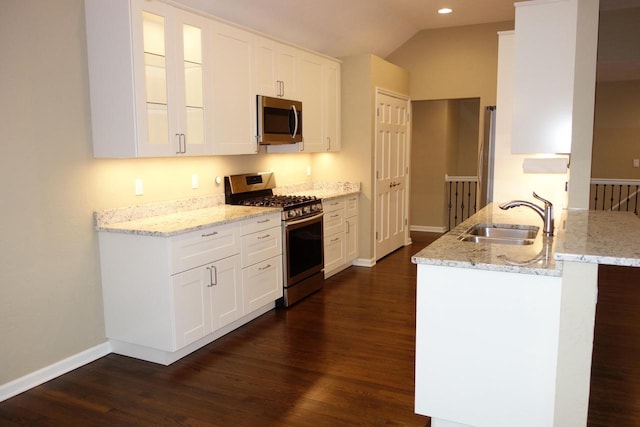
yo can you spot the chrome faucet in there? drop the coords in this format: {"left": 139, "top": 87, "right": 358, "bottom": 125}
{"left": 499, "top": 192, "right": 554, "bottom": 236}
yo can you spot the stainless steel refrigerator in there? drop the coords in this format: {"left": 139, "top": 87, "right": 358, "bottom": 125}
{"left": 478, "top": 106, "right": 496, "bottom": 208}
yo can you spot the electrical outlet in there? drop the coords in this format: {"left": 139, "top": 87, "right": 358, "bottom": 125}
{"left": 191, "top": 174, "right": 199, "bottom": 189}
{"left": 633, "top": 159, "right": 639, "bottom": 168}
{"left": 134, "top": 179, "right": 143, "bottom": 196}
{"left": 306, "top": 165, "right": 311, "bottom": 176}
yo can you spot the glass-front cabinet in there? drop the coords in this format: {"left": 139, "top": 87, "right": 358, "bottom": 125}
{"left": 133, "top": 1, "right": 211, "bottom": 156}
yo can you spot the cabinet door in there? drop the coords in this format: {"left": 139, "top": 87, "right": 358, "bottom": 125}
{"left": 345, "top": 217, "right": 358, "bottom": 263}
{"left": 211, "top": 21, "right": 258, "bottom": 155}
{"left": 242, "top": 255, "right": 283, "bottom": 313}
{"left": 297, "top": 52, "right": 324, "bottom": 152}
{"left": 174, "top": 9, "right": 212, "bottom": 155}
{"left": 132, "top": 0, "right": 179, "bottom": 157}
{"left": 324, "top": 60, "right": 341, "bottom": 151}
{"left": 254, "top": 37, "right": 297, "bottom": 99}
{"left": 172, "top": 265, "right": 209, "bottom": 350}
{"left": 206, "top": 255, "right": 243, "bottom": 331}
{"left": 511, "top": 0, "right": 575, "bottom": 154}
{"left": 131, "top": 0, "right": 212, "bottom": 156}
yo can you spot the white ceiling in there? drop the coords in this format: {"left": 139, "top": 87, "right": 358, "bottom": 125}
{"left": 175, "top": 0, "right": 517, "bottom": 58}
{"left": 175, "top": 0, "right": 640, "bottom": 80}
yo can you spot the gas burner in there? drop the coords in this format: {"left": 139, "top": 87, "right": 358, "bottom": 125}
{"left": 225, "top": 173, "right": 323, "bottom": 221}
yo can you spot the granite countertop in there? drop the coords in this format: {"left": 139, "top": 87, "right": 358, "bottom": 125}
{"left": 95, "top": 205, "right": 281, "bottom": 237}
{"left": 412, "top": 203, "right": 640, "bottom": 276}
{"left": 553, "top": 209, "right": 640, "bottom": 267}
{"left": 411, "top": 204, "right": 562, "bottom": 276}
{"left": 95, "top": 181, "right": 361, "bottom": 237}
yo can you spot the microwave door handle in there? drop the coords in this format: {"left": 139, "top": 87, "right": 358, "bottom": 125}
{"left": 291, "top": 104, "right": 299, "bottom": 139}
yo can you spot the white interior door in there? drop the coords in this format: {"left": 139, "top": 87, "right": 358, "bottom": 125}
{"left": 375, "top": 90, "right": 410, "bottom": 260}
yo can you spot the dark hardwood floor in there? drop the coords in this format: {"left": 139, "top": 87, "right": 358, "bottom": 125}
{"left": 1, "top": 233, "right": 639, "bottom": 426}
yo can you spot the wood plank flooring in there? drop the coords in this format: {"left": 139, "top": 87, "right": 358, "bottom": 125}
{"left": 1, "top": 235, "right": 639, "bottom": 426}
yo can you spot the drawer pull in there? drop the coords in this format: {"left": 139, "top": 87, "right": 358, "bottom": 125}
{"left": 257, "top": 219, "right": 271, "bottom": 224}
{"left": 202, "top": 231, "right": 218, "bottom": 237}
{"left": 331, "top": 237, "right": 339, "bottom": 242}
{"left": 331, "top": 214, "right": 339, "bottom": 219}
{"left": 257, "top": 234, "right": 271, "bottom": 240}
{"left": 258, "top": 264, "right": 272, "bottom": 271}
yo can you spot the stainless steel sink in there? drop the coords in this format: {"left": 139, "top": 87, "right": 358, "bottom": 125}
{"left": 458, "top": 223, "right": 539, "bottom": 245}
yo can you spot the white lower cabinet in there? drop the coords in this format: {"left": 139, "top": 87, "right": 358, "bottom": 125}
{"left": 98, "top": 212, "right": 282, "bottom": 365}
{"left": 323, "top": 195, "right": 358, "bottom": 278}
{"left": 172, "top": 254, "right": 241, "bottom": 349}
{"left": 240, "top": 214, "right": 283, "bottom": 313}
{"left": 345, "top": 195, "right": 359, "bottom": 264}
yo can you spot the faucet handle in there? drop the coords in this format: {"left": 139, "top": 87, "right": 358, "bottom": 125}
{"left": 532, "top": 192, "right": 552, "bottom": 207}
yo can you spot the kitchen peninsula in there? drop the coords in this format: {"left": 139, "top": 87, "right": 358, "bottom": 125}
{"left": 412, "top": 204, "right": 640, "bottom": 427}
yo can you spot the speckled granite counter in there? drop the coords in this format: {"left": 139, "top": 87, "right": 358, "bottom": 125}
{"left": 411, "top": 203, "right": 640, "bottom": 276}
{"left": 411, "top": 204, "right": 561, "bottom": 276}
{"left": 554, "top": 209, "right": 640, "bottom": 267}
{"left": 95, "top": 205, "right": 280, "bottom": 237}
{"left": 274, "top": 181, "right": 360, "bottom": 200}
{"left": 94, "top": 181, "right": 360, "bottom": 237}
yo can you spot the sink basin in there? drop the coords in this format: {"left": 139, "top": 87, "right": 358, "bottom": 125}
{"left": 458, "top": 223, "right": 539, "bottom": 245}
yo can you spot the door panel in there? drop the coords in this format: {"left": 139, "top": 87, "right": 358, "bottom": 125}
{"left": 375, "top": 91, "right": 410, "bottom": 260}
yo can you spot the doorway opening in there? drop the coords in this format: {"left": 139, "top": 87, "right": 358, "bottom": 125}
{"left": 409, "top": 98, "right": 483, "bottom": 233}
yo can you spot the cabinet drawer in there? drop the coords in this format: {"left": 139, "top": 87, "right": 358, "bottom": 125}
{"left": 241, "top": 226, "right": 282, "bottom": 268}
{"left": 322, "top": 198, "right": 345, "bottom": 213}
{"left": 242, "top": 255, "right": 283, "bottom": 313}
{"left": 170, "top": 223, "right": 240, "bottom": 274}
{"left": 240, "top": 212, "right": 281, "bottom": 236}
{"left": 323, "top": 208, "right": 345, "bottom": 236}
{"left": 346, "top": 195, "right": 358, "bottom": 217}
{"left": 324, "top": 232, "right": 345, "bottom": 275}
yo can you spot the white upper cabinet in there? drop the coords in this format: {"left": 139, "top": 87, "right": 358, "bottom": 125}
{"left": 323, "top": 60, "right": 341, "bottom": 152}
{"left": 85, "top": 0, "right": 212, "bottom": 157}
{"left": 210, "top": 21, "right": 258, "bottom": 155}
{"left": 84, "top": 0, "right": 340, "bottom": 157}
{"left": 254, "top": 37, "right": 298, "bottom": 99}
{"left": 511, "top": 0, "right": 576, "bottom": 154}
{"left": 297, "top": 53, "right": 341, "bottom": 152}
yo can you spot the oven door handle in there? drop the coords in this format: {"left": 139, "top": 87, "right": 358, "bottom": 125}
{"left": 285, "top": 212, "right": 323, "bottom": 226}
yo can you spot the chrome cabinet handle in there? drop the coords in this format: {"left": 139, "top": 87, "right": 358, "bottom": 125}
{"left": 206, "top": 265, "right": 217, "bottom": 287}
{"left": 202, "top": 231, "right": 218, "bottom": 237}
{"left": 257, "top": 234, "right": 271, "bottom": 240}
{"left": 326, "top": 137, "right": 331, "bottom": 151}
{"left": 175, "top": 133, "right": 186, "bottom": 154}
{"left": 257, "top": 219, "right": 270, "bottom": 224}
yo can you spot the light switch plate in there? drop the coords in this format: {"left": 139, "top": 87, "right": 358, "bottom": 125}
{"left": 191, "top": 174, "right": 199, "bottom": 189}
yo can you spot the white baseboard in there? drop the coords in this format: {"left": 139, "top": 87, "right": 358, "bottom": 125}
{"left": 410, "top": 225, "right": 447, "bottom": 233}
{"left": 0, "top": 342, "right": 112, "bottom": 403}
{"left": 353, "top": 257, "right": 375, "bottom": 268}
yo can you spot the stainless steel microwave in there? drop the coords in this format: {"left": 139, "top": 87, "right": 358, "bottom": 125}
{"left": 257, "top": 95, "right": 303, "bottom": 145}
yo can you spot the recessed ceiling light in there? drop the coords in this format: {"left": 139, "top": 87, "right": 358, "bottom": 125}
{"left": 438, "top": 7, "right": 453, "bottom": 14}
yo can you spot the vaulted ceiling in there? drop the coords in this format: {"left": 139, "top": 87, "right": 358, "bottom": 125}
{"left": 175, "top": 0, "right": 517, "bottom": 58}
{"left": 175, "top": 0, "right": 640, "bottom": 80}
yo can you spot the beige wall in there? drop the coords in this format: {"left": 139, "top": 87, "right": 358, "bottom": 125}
{"left": 591, "top": 80, "right": 640, "bottom": 179}
{"left": 314, "top": 54, "right": 410, "bottom": 261}
{"left": 0, "top": 0, "right": 316, "bottom": 385}
{"left": 387, "top": 22, "right": 511, "bottom": 229}
{"left": 410, "top": 99, "right": 480, "bottom": 230}
{"left": 410, "top": 101, "right": 449, "bottom": 228}
{"left": 386, "top": 21, "right": 514, "bottom": 103}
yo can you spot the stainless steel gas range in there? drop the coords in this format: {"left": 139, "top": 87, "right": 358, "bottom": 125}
{"left": 224, "top": 172, "right": 324, "bottom": 307}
